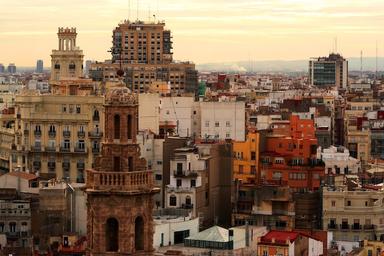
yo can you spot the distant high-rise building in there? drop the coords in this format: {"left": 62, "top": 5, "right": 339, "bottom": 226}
{"left": 111, "top": 20, "right": 173, "bottom": 65}
{"left": 50, "top": 27, "right": 84, "bottom": 81}
{"left": 90, "top": 20, "right": 198, "bottom": 94}
{"left": 36, "top": 59, "right": 44, "bottom": 73}
{"left": 0, "top": 64, "right": 4, "bottom": 73}
{"left": 84, "top": 60, "right": 92, "bottom": 76}
{"left": 309, "top": 53, "right": 348, "bottom": 89}
{"left": 7, "top": 63, "right": 16, "bottom": 74}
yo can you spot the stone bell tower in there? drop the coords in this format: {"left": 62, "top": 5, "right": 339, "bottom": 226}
{"left": 50, "top": 27, "right": 84, "bottom": 81}
{"left": 86, "top": 84, "right": 159, "bottom": 255}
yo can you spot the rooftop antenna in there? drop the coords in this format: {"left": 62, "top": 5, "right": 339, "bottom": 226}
{"left": 360, "top": 50, "right": 363, "bottom": 79}
{"left": 136, "top": 0, "right": 139, "bottom": 21}
{"left": 128, "top": 0, "right": 131, "bottom": 21}
{"left": 375, "top": 40, "right": 378, "bottom": 81}
{"left": 335, "top": 37, "right": 338, "bottom": 53}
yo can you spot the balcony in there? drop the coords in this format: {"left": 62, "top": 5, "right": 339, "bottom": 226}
{"left": 181, "top": 203, "right": 194, "bottom": 209}
{"left": 77, "top": 131, "right": 85, "bottom": 138}
{"left": 33, "top": 161, "right": 41, "bottom": 169}
{"left": 74, "top": 147, "right": 86, "bottom": 153}
{"left": 351, "top": 224, "right": 362, "bottom": 231}
{"left": 48, "top": 162, "right": 56, "bottom": 169}
{"left": 328, "top": 223, "right": 337, "bottom": 230}
{"left": 60, "top": 147, "right": 71, "bottom": 153}
{"left": 63, "top": 131, "right": 71, "bottom": 138}
{"left": 45, "top": 146, "right": 56, "bottom": 152}
{"left": 92, "top": 147, "right": 100, "bottom": 153}
{"left": 31, "top": 145, "right": 42, "bottom": 152}
{"left": 48, "top": 131, "right": 56, "bottom": 137}
{"left": 5, "top": 231, "right": 22, "bottom": 238}
{"left": 173, "top": 170, "right": 198, "bottom": 178}
{"left": 364, "top": 224, "right": 375, "bottom": 230}
{"left": 86, "top": 170, "right": 154, "bottom": 191}
{"left": 88, "top": 131, "right": 103, "bottom": 138}
{"left": 34, "top": 130, "right": 41, "bottom": 137}
{"left": 340, "top": 224, "right": 350, "bottom": 231}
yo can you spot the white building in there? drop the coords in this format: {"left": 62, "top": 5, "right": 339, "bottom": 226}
{"left": 138, "top": 93, "right": 160, "bottom": 134}
{"left": 137, "top": 129, "right": 165, "bottom": 207}
{"left": 153, "top": 209, "right": 199, "bottom": 248}
{"left": 318, "top": 146, "right": 361, "bottom": 174}
{"left": 0, "top": 172, "right": 39, "bottom": 194}
{"left": 200, "top": 101, "right": 245, "bottom": 141}
{"left": 159, "top": 96, "right": 196, "bottom": 138}
{"left": 165, "top": 147, "right": 207, "bottom": 219}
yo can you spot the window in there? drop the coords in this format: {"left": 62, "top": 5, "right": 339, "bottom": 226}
{"left": 331, "top": 201, "right": 336, "bottom": 207}
{"left": 262, "top": 251, "right": 268, "bottom": 256}
{"left": 205, "top": 121, "right": 209, "bottom": 127}
{"left": 62, "top": 105, "right": 67, "bottom": 113}
{"left": 215, "top": 121, "right": 220, "bottom": 127}
{"left": 114, "top": 114, "right": 120, "bottom": 139}
{"left": 69, "top": 105, "right": 74, "bottom": 113}
{"left": 347, "top": 200, "right": 351, "bottom": 206}
{"left": 191, "top": 179, "right": 196, "bottom": 187}
{"left": 176, "top": 179, "right": 182, "bottom": 187}
{"left": 251, "top": 165, "right": 256, "bottom": 174}
{"left": 251, "top": 151, "right": 256, "bottom": 160}
{"left": 238, "top": 165, "right": 244, "bottom": 174}
{"left": 272, "top": 172, "right": 282, "bottom": 180}
{"left": 76, "top": 105, "right": 81, "bottom": 114}
{"left": 155, "top": 174, "right": 162, "bottom": 180}
{"left": 226, "top": 133, "right": 230, "bottom": 138}
{"left": 226, "top": 121, "right": 230, "bottom": 127}
{"left": 169, "top": 195, "right": 176, "bottom": 206}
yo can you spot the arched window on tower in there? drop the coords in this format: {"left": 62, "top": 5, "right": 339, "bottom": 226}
{"left": 106, "top": 218, "right": 119, "bottom": 252}
{"left": 114, "top": 114, "right": 120, "bottom": 139}
{"left": 127, "top": 114, "right": 132, "bottom": 139}
{"left": 135, "top": 216, "right": 144, "bottom": 251}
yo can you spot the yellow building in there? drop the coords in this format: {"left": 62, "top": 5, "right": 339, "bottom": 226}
{"left": 349, "top": 240, "right": 384, "bottom": 256}
{"left": 233, "top": 132, "right": 259, "bottom": 184}
{"left": 12, "top": 91, "right": 104, "bottom": 182}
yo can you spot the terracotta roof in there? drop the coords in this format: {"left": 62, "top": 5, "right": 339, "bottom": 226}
{"left": 7, "top": 171, "right": 38, "bottom": 181}
{"left": 260, "top": 230, "right": 299, "bottom": 245}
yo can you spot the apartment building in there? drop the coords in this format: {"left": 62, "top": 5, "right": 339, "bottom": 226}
{"left": 318, "top": 146, "right": 361, "bottom": 175}
{"left": 323, "top": 187, "right": 384, "bottom": 242}
{"left": 233, "top": 131, "right": 260, "bottom": 184}
{"left": 89, "top": 20, "right": 198, "bottom": 94}
{"left": 13, "top": 92, "right": 104, "bottom": 182}
{"left": 200, "top": 100, "right": 245, "bottom": 141}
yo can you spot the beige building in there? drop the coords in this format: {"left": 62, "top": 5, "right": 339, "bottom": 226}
{"left": 323, "top": 187, "right": 384, "bottom": 242}
{"left": 89, "top": 20, "right": 198, "bottom": 94}
{"left": 50, "top": 27, "right": 84, "bottom": 82}
{"left": 13, "top": 91, "right": 104, "bottom": 182}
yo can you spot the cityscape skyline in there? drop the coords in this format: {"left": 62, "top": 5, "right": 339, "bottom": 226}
{"left": 1, "top": 0, "right": 384, "bottom": 66}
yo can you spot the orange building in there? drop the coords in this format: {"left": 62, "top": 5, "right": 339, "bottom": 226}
{"left": 260, "top": 115, "right": 325, "bottom": 191}
{"left": 233, "top": 131, "right": 259, "bottom": 184}
{"left": 257, "top": 230, "right": 323, "bottom": 256}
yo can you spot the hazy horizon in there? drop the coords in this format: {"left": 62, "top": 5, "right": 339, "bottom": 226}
{"left": 1, "top": 0, "right": 384, "bottom": 66}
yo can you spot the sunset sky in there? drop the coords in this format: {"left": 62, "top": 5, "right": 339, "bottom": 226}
{"left": 1, "top": 0, "right": 383, "bottom": 66}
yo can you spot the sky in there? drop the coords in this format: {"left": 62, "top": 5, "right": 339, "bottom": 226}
{"left": 1, "top": 0, "right": 384, "bottom": 66}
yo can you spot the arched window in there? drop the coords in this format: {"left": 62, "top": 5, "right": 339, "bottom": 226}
{"left": 127, "top": 114, "right": 132, "bottom": 139}
{"left": 106, "top": 218, "right": 119, "bottom": 252}
{"left": 135, "top": 216, "right": 144, "bottom": 251}
{"left": 69, "top": 63, "right": 76, "bottom": 70}
{"left": 114, "top": 114, "right": 120, "bottom": 139}
{"left": 169, "top": 195, "right": 176, "bottom": 206}
{"left": 185, "top": 196, "right": 191, "bottom": 206}
{"left": 93, "top": 110, "right": 100, "bottom": 121}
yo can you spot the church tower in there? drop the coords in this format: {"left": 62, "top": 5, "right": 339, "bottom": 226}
{"left": 50, "top": 27, "right": 84, "bottom": 81}
{"left": 86, "top": 84, "right": 159, "bottom": 255}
